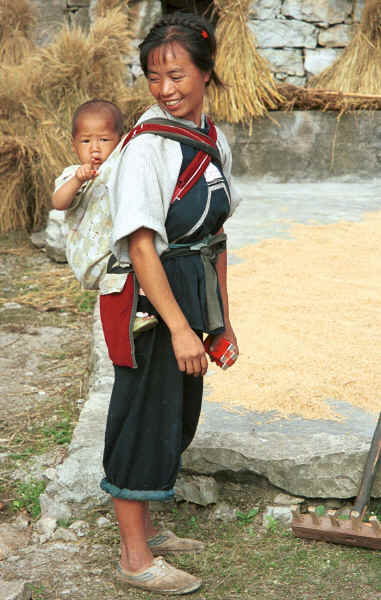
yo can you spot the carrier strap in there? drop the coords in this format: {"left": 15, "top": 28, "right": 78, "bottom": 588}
{"left": 121, "top": 117, "right": 220, "bottom": 204}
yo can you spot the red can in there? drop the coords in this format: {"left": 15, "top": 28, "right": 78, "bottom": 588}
{"left": 204, "top": 335, "right": 238, "bottom": 370}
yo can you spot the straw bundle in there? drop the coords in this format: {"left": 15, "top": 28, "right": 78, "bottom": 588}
{"left": 0, "top": 135, "right": 44, "bottom": 232}
{"left": 0, "top": 5, "right": 147, "bottom": 233}
{"left": 96, "top": 0, "right": 125, "bottom": 18}
{"left": 0, "top": 0, "right": 36, "bottom": 65}
{"left": 207, "top": 0, "right": 283, "bottom": 125}
{"left": 278, "top": 82, "right": 381, "bottom": 112}
{"left": 308, "top": 0, "right": 381, "bottom": 97}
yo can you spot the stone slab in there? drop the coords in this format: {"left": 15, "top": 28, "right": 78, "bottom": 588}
{"left": 40, "top": 177, "right": 381, "bottom": 517}
{"left": 31, "top": 0, "right": 68, "bottom": 45}
{"left": 305, "top": 47, "right": 344, "bottom": 75}
{"left": 220, "top": 111, "right": 381, "bottom": 182}
{"left": 259, "top": 48, "right": 304, "bottom": 76}
{"left": 249, "top": 19, "right": 317, "bottom": 49}
{"left": 249, "top": 0, "right": 282, "bottom": 20}
{"left": 281, "top": 0, "right": 352, "bottom": 24}
{"left": 318, "top": 23, "right": 355, "bottom": 47}
{"left": 353, "top": 0, "right": 365, "bottom": 21}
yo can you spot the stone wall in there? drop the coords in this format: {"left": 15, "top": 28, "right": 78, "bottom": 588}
{"left": 29, "top": 0, "right": 160, "bottom": 46}
{"left": 250, "top": 0, "right": 364, "bottom": 86}
{"left": 30, "top": 1, "right": 365, "bottom": 85}
{"left": 31, "top": 0, "right": 91, "bottom": 44}
{"left": 221, "top": 110, "right": 381, "bottom": 182}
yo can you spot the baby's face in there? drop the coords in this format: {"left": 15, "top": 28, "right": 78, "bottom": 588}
{"left": 72, "top": 113, "right": 120, "bottom": 167}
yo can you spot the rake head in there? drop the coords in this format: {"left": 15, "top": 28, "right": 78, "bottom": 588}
{"left": 292, "top": 507, "right": 381, "bottom": 550}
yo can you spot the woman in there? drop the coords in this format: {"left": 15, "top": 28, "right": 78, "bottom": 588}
{"left": 101, "top": 12, "right": 240, "bottom": 595}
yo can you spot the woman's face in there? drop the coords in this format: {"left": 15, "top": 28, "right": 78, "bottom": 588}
{"left": 147, "top": 41, "right": 210, "bottom": 127}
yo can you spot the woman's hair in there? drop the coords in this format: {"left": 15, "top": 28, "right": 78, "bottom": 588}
{"left": 71, "top": 99, "right": 124, "bottom": 138}
{"left": 139, "top": 12, "right": 223, "bottom": 87}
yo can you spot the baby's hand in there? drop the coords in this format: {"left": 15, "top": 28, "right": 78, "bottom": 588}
{"left": 75, "top": 164, "right": 98, "bottom": 184}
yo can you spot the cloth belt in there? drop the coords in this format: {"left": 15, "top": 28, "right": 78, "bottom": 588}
{"left": 162, "top": 232, "right": 227, "bottom": 331}
{"left": 107, "top": 233, "right": 227, "bottom": 332}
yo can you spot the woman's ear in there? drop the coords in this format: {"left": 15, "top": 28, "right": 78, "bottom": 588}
{"left": 203, "top": 71, "right": 211, "bottom": 84}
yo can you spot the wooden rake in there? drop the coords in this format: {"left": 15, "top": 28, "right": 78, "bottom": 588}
{"left": 292, "top": 412, "right": 381, "bottom": 550}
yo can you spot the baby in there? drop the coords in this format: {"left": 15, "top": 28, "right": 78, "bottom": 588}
{"left": 52, "top": 99, "right": 157, "bottom": 336}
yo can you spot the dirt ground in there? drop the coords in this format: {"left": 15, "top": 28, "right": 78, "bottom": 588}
{"left": 1, "top": 231, "right": 381, "bottom": 600}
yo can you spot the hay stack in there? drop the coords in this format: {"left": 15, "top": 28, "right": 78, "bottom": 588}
{"left": 0, "top": 136, "right": 44, "bottom": 233}
{"left": 308, "top": 0, "right": 381, "bottom": 96}
{"left": 0, "top": 0, "right": 36, "bottom": 65}
{"left": 207, "top": 0, "right": 283, "bottom": 125}
{"left": 0, "top": 5, "right": 149, "bottom": 233}
{"left": 96, "top": 0, "right": 124, "bottom": 18}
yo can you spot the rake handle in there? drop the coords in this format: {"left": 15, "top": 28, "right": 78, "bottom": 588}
{"left": 352, "top": 412, "right": 381, "bottom": 519}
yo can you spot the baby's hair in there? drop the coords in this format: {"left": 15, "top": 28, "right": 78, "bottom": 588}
{"left": 139, "top": 12, "right": 223, "bottom": 88}
{"left": 72, "top": 99, "right": 124, "bottom": 138}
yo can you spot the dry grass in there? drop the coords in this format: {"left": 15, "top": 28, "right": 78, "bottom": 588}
{"left": 278, "top": 82, "right": 381, "bottom": 112}
{"left": 96, "top": 0, "right": 126, "bottom": 18}
{"left": 0, "top": 0, "right": 36, "bottom": 65}
{"left": 308, "top": 0, "right": 381, "bottom": 101}
{"left": 0, "top": 3, "right": 143, "bottom": 233}
{"left": 207, "top": 0, "right": 284, "bottom": 126}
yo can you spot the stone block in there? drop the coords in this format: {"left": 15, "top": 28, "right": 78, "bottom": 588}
{"left": 260, "top": 48, "right": 304, "bottom": 76}
{"left": 30, "top": 0, "right": 68, "bottom": 45}
{"left": 44, "top": 209, "right": 68, "bottom": 263}
{"left": 212, "top": 502, "right": 238, "bottom": 522}
{"left": 89, "top": 0, "right": 97, "bottom": 24}
{"left": 263, "top": 505, "right": 294, "bottom": 527}
{"left": 282, "top": 0, "right": 352, "bottom": 24}
{"left": 182, "top": 424, "right": 381, "bottom": 498}
{"left": 35, "top": 517, "right": 57, "bottom": 537}
{"left": 174, "top": 475, "right": 218, "bottom": 506}
{"left": 353, "top": 0, "right": 365, "bottom": 22}
{"left": 318, "top": 24, "right": 355, "bottom": 47}
{"left": 135, "top": 0, "right": 162, "bottom": 38}
{"left": 249, "top": 0, "right": 282, "bottom": 20}
{"left": 68, "top": 6, "right": 90, "bottom": 31}
{"left": 51, "top": 527, "right": 77, "bottom": 542}
{"left": 274, "top": 493, "right": 304, "bottom": 505}
{"left": 305, "top": 47, "right": 343, "bottom": 76}
{"left": 249, "top": 19, "right": 317, "bottom": 48}
{"left": 284, "top": 74, "right": 307, "bottom": 86}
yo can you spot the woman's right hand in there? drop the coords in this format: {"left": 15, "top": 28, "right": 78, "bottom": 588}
{"left": 171, "top": 326, "right": 208, "bottom": 377}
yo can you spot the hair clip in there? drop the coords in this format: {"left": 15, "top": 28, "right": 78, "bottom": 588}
{"left": 201, "top": 30, "right": 208, "bottom": 39}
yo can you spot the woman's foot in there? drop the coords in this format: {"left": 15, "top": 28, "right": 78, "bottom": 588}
{"left": 148, "top": 529, "right": 205, "bottom": 555}
{"left": 117, "top": 556, "right": 201, "bottom": 595}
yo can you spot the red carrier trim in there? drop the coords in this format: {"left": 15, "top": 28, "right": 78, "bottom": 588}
{"left": 121, "top": 117, "right": 218, "bottom": 204}
{"left": 100, "top": 273, "right": 137, "bottom": 368}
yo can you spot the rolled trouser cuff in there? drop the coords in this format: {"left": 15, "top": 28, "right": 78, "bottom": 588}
{"left": 100, "top": 478, "right": 175, "bottom": 501}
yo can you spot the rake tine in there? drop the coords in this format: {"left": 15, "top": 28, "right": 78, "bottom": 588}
{"left": 308, "top": 506, "right": 321, "bottom": 526}
{"left": 291, "top": 508, "right": 302, "bottom": 523}
{"left": 369, "top": 515, "right": 381, "bottom": 535}
{"left": 350, "top": 510, "right": 362, "bottom": 532}
{"left": 327, "top": 509, "right": 340, "bottom": 527}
